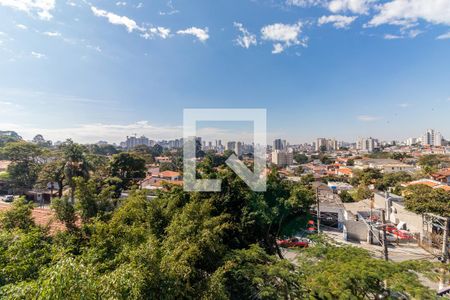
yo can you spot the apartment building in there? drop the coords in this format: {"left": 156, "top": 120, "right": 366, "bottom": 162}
{"left": 272, "top": 149, "right": 294, "bottom": 167}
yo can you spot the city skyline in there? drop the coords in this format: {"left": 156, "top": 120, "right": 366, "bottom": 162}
{"left": 0, "top": 0, "right": 449, "bottom": 143}
{"left": 3, "top": 127, "right": 446, "bottom": 149}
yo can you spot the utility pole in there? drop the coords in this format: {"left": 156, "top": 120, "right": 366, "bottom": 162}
{"left": 381, "top": 209, "right": 389, "bottom": 261}
{"left": 316, "top": 186, "right": 320, "bottom": 234}
{"left": 442, "top": 217, "right": 449, "bottom": 263}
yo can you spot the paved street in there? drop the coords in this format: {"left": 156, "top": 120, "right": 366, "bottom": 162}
{"left": 322, "top": 227, "right": 437, "bottom": 262}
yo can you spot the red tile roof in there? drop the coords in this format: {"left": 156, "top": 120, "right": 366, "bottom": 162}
{"left": 0, "top": 203, "right": 66, "bottom": 234}
{"left": 406, "top": 179, "right": 441, "bottom": 188}
{"left": 159, "top": 171, "right": 181, "bottom": 178}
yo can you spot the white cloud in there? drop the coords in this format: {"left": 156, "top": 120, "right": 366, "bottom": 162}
{"left": 233, "top": 22, "right": 257, "bottom": 49}
{"left": 437, "top": 32, "right": 450, "bottom": 40}
{"left": 159, "top": 0, "right": 179, "bottom": 15}
{"left": 177, "top": 27, "right": 209, "bottom": 42}
{"left": 141, "top": 27, "right": 171, "bottom": 39}
{"left": 286, "top": 0, "right": 323, "bottom": 7}
{"left": 16, "top": 24, "right": 28, "bottom": 30}
{"left": 159, "top": 9, "right": 179, "bottom": 15}
{"left": 91, "top": 6, "right": 142, "bottom": 32}
{"left": 369, "top": 0, "right": 450, "bottom": 27}
{"left": 0, "top": 0, "right": 55, "bottom": 20}
{"left": 328, "top": 0, "right": 372, "bottom": 14}
{"left": 383, "top": 28, "right": 422, "bottom": 40}
{"left": 272, "top": 43, "right": 285, "bottom": 54}
{"left": 90, "top": 6, "right": 175, "bottom": 41}
{"left": 398, "top": 102, "right": 410, "bottom": 108}
{"left": 318, "top": 15, "right": 358, "bottom": 28}
{"left": 408, "top": 29, "right": 422, "bottom": 38}
{"left": 261, "top": 22, "right": 306, "bottom": 54}
{"left": 116, "top": 2, "right": 127, "bottom": 6}
{"left": 384, "top": 33, "right": 403, "bottom": 39}
{"left": 43, "top": 31, "right": 61, "bottom": 37}
{"left": 357, "top": 115, "right": 381, "bottom": 122}
{"left": 31, "top": 51, "right": 46, "bottom": 59}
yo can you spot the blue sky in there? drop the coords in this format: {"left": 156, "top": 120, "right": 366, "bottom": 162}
{"left": 0, "top": 0, "right": 449, "bottom": 144}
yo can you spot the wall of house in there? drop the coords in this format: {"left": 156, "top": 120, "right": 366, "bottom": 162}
{"left": 381, "top": 165, "right": 416, "bottom": 173}
{"left": 373, "top": 192, "right": 422, "bottom": 233}
{"left": 389, "top": 202, "right": 423, "bottom": 233}
{"left": 344, "top": 220, "right": 368, "bottom": 242}
{"left": 374, "top": 193, "right": 388, "bottom": 211}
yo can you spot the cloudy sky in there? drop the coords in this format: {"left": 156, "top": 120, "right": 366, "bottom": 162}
{"left": 0, "top": 0, "right": 449, "bottom": 144}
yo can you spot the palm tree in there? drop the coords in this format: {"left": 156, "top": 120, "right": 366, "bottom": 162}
{"left": 61, "top": 140, "right": 90, "bottom": 202}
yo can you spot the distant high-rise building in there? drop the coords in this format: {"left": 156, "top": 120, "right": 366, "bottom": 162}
{"left": 421, "top": 129, "right": 443, "bottom": 146}
{"left": 272, "top": 149, "right": 294, "bottom": 167}
{"left": 316, "top": 138, "right": 327, "bottom": 152}
{"left": 273, "top": 139, "right": 285, "bottom": 150}
{"left": 357, "top": 137, "right": 379, "bottom": 152}
{"left": 327, "top": 139, "right": 338, "bottom": 151}
{"left": 235, "top": 142, "right": 243, "bottom": 156}
{"left": 227, "top": 141, "right": 236, "bottom": 151}
{"left": 126, "top": 135, "right": 150, "bottom": 149}
{"left": 406, "top": 137, "right": 417, "bottom": 146}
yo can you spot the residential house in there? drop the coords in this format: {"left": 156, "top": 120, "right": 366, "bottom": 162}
{"left": 336, "top": 167, "right": 354, "bottom": 177}
{"left": 431, "top": 168, "right": 450, "bottom": 184}
{"left": 159, "top": 171, "right": 182, "bottom": 181}
{"left": 354, "top": 158, "right": 416, "bottom": 173}
{"left": 404, "top": 178, "right": 450, "bottom": 191}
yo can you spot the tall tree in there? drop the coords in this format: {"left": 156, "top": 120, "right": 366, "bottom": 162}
{"left": 74, "top": 177, "right": 115, "bottom": 222}
{"left": 37, "top": 158, "right": 66, "bottom": 198}
{"left": 1, "top": 141, "right": 44, "bottom": 191}
{"left": 51, "top": 197, "right": 77, "bottom": 232}
{"left": 109, "top": 152, "right": 146, "bottom": 194}
{"left": 60, "top": 140, "right": 90, "bottom": 201}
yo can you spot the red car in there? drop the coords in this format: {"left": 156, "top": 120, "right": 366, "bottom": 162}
{"left": 386, "top": 225, "right": 413, "bottom": 240}
{"left": 277, "top": 237, "right": 309, "bottom": 248}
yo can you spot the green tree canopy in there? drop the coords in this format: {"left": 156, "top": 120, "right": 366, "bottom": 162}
{"left": 300, "top": 244, "right": 435, "bottom": 299}
{"left": 293, "top": 152, "right": 308, "bottom": 164}
{"left": 0, "top": 198, "right": 35, "bottom": 231}
{"left": 404, "top": 185, "right": 450, "bottom": 216}
{"left": 109, "top": 152, "right": 146, "bottom": 194}
{"left": 1, "top": 141, "right": 44, "bottom": 190}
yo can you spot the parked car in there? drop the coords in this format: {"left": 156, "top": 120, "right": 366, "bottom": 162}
{"left": 386, "top": 225, "right": 413, "bottom": 240}
{"left": 386, "top": 233, "right": 398, "bottom": 243}
{"left": 277, "top": 237, "right": 309, "bottom": 248}
{"left": 3, "top": 195, "right": 14, "bottom": 202}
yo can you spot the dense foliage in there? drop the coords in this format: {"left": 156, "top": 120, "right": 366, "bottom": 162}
{"left": 0, "top": 139, "right": 442, "bottom": 299}
{"left": 405, "top": 185, "right": 450, "bottom": 217}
